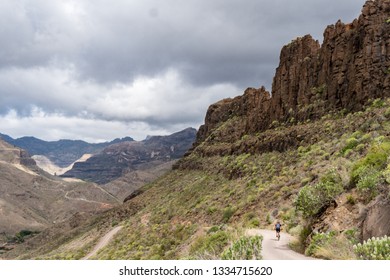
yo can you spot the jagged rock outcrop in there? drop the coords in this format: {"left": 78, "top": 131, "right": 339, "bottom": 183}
{"left": 196, "top": 87, "right": 272, "bottom": 144}
{"left": 195, "top": 0, "right": 390, "bottom": 148}
{"left": 0, "top": 138, "right": 36, "bottom": 167}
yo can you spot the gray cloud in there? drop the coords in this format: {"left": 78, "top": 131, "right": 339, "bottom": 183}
{"left": 0, "top": 0, "right": 366, "bottom": 141}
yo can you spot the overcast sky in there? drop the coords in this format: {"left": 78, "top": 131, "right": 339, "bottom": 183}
{"left": 0, "top": 0, "right": 366, "bottom": 142}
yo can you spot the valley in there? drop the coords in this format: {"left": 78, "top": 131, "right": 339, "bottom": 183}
{"left": 0, "top": 128, "right": 196, "bottom": 255}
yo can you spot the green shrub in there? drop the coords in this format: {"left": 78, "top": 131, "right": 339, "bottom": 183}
{"left": 356, "top": 166, "right": 382, "bottom": 192}
{"left": 351, "top": 141, "right": 390, "bottom": 185}
{"left": 295, "top": 170, "right": 343, "bottom": 218}
{"left": 354, "top": 236, "right": 390, "bottom": 260}
{"left": 281, "top": 208, "right": 299, "bottom": 231}
{"left": 346, "top": 194, "right": 355, "bottom": 205}
{"left": 222, "top": 207, "right": 235, "bottom": 223}
{"left": 382, "top": 164, "right": 390, "bottom": 184}
{"left": 349, "top": 141, "right": 390, "bottom": 201}
{"left": 371, "top": 98, "right": 385, "bottom": 108}
{"left": 351, "top": 131, "right": 362, "bottom": 139}
{"left": 247, "top": 218, "right": 260, "bottom": 228}
{"left": 344, "top": 229, "right": 359, "bottom": 245}
{"left": 342, "top": 137, "right": 359, "bottom": 153}
{"left": 243, "top": 212, "right": 260, "bottom": 228}
{"left": 207, "top": 206, "right": 217, "bottom": 214}
{"left": 355, "top": 144, "right": 365, "bottom": 153}
{"left": 305, "top": 231, "right": 336, "bottom": 256}
{"left": 8, "top": 230, "right": 39, "bottom": 243}
{"left": 305, "top": 231, "right": 356, "bottom": 259}
{"left": 221, "top": 235, "right": 263, "bottom": 260}
{"left": 266, "top": 213, "right": 272, "bottom": 224}
{"left": 207, "top": 226, "right": 221, "bottom": 234}
{"left": 190, "top": 230, "right": 229, "bottom": 258}
{"left": 384, "top": 107, "right": 390, "bottom": 119}
{"left": 343, "top": 149, "right": 353, "bottom": 157}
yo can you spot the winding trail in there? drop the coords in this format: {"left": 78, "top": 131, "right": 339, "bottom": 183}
{"left": 82, "top": 226, "right": 123, "bottom": 260}
{"left": 246, "top": 229, "right": 316, "bottom": 260}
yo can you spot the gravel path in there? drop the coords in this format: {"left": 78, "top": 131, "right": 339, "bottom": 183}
{"left": 246, "top": 229, "right": 316, "bottom": 260}
{"left": 82, "top": 226, "right": 123, "bottom": 260}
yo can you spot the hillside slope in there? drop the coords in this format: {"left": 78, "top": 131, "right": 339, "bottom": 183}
{"left": 2, "top": 0, "right": 390, "bottom": 260}
{"left": 0, "top": 139, "right": 119, "bottom": 249}
{"left": 12, "top": 97, "right": 388, "bottom": 260}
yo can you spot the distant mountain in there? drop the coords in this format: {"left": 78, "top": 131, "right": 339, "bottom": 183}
{"left": 62, "top": 128, "right": 197, "bottom": 184}
{"left": 0, "top": 133, "right": 134, "bottom": 168}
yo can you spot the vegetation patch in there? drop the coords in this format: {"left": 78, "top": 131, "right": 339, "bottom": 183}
{"left": 221, "top": 235, "right": 262, "bottom": 260}
{"left": 189, "top": 228, "right": 229, "bottom": 259}
{"left": 354, "top": 236, "right": 390, "bottom": 260}
{"left": 305, "top": 231, "right": 356, "bottom": 259}
{"left": 350, "top": 140, "right": 390, "bottom": 201}
{"left": 295, "top": 170, "right": 343, "bottom": 218}
{"left": 6, "top": 230, "right": 40, "bottom": 244}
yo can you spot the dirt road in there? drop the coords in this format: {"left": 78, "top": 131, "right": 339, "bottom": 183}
{"left": 246, "top": 229, "right": 316, "bottom": 260}
{"left": 82, "top": 226, "right": 123, "bottom": 260}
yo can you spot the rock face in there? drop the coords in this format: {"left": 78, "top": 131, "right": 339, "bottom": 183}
{"left": 62, "top": 128, "right": 197, "bottom": 184}
{"left": 0, "top": 138, "right": 36, "bottom": 168}
{"left": 362, "top": 196, "right": 390, "bottom": 240}
{"left": 195, "top": 0, "right": 390, "bottom": 147}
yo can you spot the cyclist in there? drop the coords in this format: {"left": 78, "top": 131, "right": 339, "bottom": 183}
{"left": 274, "top": 221, "right": 282, "bottom": 240}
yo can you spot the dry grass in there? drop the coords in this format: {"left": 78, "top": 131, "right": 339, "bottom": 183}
{"left": 313, "top": 235, "right": 356, "bottom": 260}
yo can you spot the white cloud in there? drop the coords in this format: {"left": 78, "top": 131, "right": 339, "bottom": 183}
{"left": 0, "top": 67, "right": 240, "bottom": 140}
{"left": 0, "top": 108, "right": 170, "bottom": 142}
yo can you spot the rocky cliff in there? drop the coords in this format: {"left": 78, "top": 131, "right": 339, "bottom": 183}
{"left": 194, "top": 0, "right": 390, "bottom": 150}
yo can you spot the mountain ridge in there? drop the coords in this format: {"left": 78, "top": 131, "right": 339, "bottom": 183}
{"left": 62, "top": 128, "right": 197, "bottom": 184}
{"left": 0, "top": 133, "right": 135, "bottom": 168}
